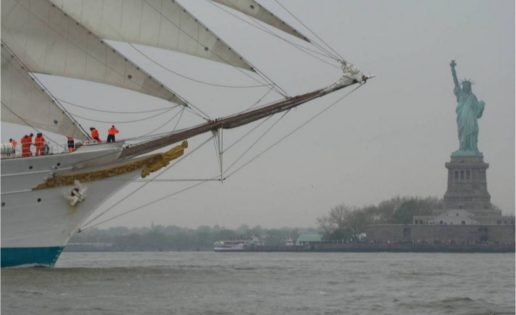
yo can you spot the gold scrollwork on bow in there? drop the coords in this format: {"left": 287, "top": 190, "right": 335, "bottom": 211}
{"left": 33, "top": 141, "right": 188, "bottom": 190}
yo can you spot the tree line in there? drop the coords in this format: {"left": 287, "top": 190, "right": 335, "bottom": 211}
{"left": 317, "top": 196, "right": 444, "bottom": 241}
{"left": 69, "top": 225, "right": 310, "bottom": 251}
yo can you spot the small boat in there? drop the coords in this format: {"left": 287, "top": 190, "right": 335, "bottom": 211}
{"left": 214, "top": 238, "right": 262, "bottom": 252}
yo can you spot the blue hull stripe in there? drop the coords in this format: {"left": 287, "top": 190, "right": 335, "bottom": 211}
{"left": 1, "top": 246, "right": 64, "bottom": 267}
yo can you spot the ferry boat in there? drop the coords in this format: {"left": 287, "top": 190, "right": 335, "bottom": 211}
{"left": 214, "top": 238, "right": 262, "bottom": 252}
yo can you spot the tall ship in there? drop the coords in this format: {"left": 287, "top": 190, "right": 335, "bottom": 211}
{"left": 1, "top": 0, "right": 369, "bottom": 267}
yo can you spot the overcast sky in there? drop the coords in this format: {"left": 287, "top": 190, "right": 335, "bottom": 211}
{"left": 2, "top": 0, "right": 514, "bottom": 228}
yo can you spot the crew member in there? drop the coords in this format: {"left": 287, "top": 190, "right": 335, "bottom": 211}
{"left": 90, "top": 127, "right": 101, "bottom": 143}
{"left": 67, "top": 136, "right": 75, "bottom": 152}
{"left": 35, "top": 132, "right": 46, "bottom": 156}
{"left": 21, "top": 134, "right": 32, "bottom": 157}
{"left": 9, "top": 138, "right": 17, "bottom": 155}
{"left": 107, "top": 125, "right": 119, "bottom": 143}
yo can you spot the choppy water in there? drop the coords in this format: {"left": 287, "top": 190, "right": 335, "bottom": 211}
{"left": 2, "top": 252, "right": 514, "bottom": 315}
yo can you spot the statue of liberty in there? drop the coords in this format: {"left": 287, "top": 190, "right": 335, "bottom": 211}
{"left": 450, "top": 60, "right": 485, "bottom": 156}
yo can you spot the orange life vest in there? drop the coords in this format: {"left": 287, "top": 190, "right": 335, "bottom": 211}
{"left": 91, "top": 129, "right": 101, "bottom": 141}
{"left": 108, "top": 127, "right": 119, "bottom": 136}
{"left": 21, "top": 136, "right": 31, "bottom": 157}
{"left": 35, "top": 135, "right": 45, "bottom": 147}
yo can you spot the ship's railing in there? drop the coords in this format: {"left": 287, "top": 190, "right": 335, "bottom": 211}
{"left": 1, "top": 142, "right": 69, "bottom": 159}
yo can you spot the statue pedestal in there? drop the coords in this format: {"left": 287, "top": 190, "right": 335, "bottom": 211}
{"left": 443, "top": 155, "right": 501, "bottom": 223}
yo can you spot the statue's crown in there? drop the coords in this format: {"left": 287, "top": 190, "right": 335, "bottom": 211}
{"left": 461, "top": 79, "right": 473, "bottom": 85}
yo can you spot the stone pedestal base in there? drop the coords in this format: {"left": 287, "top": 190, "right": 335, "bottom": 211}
{"left": 443, "top": 155, "right": 492, "bottom": 212}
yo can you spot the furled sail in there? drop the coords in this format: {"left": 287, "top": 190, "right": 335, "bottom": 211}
{"left": 49, "top": 0, "right": 254, "bottom": 71}
{"left": 1, "top": 44, "right": 88, "bottom": 140}
{"left": 1, "top": 0, "right": 187, "bottom": 106}
{"left": 212, "top": 0, "right": 309, "bottom": 42}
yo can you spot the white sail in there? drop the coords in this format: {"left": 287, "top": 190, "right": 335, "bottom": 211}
{"left": 1, "top": 44, "right": 88, "bottom": 140}
{"left": 212, "top": 0, "right": 309, "bottom": 42}
{"left": 49, "top": 0, "right": 254, "bottom": 71}
{"left": 1, "top": 0, "right": 187, "bottom": 106}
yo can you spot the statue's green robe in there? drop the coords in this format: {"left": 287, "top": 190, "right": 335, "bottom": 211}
{"left": 454, "top": 86, "right": 484, "bottom": 155}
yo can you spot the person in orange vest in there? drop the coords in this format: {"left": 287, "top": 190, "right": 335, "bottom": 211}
{"left": 35, "top": 132, "right": 46, "bottom": 156}
{"left": 90, "top": 127, "right": 101, "bottom": 143}
{"left": 107, "top": 125, "right": 119, "bottom": 143}
{"left": 67, "top": 136, "right": 75, "bottom": 152}
{"left": 20, "top": 134, "right": 32, "bottom": 157}
{"left": 9, "top": 138, "right": 17, "bottom": 155}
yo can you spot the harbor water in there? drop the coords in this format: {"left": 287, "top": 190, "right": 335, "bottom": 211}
{"left": 2, "top": 252, "right": 514, "bottom": 315}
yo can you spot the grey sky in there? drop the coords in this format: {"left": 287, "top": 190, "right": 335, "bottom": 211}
{"left": 2, "top": 0, "right": 514, "bottom": 228}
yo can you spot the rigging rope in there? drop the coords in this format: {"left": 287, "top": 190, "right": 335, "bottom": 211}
{"left": 80, "top": 134, "right": 216, "bottom": 231}
{"left": 223, "top": 115, "right": 272, "bottom": 153}
{"left": 68, "top": 107, "right": 175, "bottom": 124}
{"left": 217, "top": 86, "right": 275, "bottom": 153}
{"left": 57, "top": 98, "right": 174, "bottom": 114}
{"left": 1, "top": 101, "right": 63, "bottom": 148}
{"left": 80, "top": 4, "right": 211, "bottom": 122}
{"left": 55, "top": 101, "right": 188, "bottom": 145}
{"left": 79, "top": 84, "right": 363, "bottom": 230}
{"left": 142, "top": 0, "right": 288, "bottom": 98}
{"left": 224, "top": 84, "right": 364, "bottom": 179}
{"left": 142, "top": 107, "right": 186, "bottom": 137}
{"left": 242, "top": 18, "right": 340, "bottom": 69}
{"left": 80, "top": 178, "right": 212, "bottom": 230}
{"left": 244, "top": 86, "right": 275, "bottom": 111}
{"left": 224, "top": 110, "right": 290, "bottom": 174}
{"left": 130, "top": 43, "right": 270, "bottom": 89}
{"left": 207, "top": 0, "right": 340, "bottom": 68}
{"left": 272, "top": 0, "right": 345, "bottom": 62}
{"left": 1, "top": 42, "right": 89, "bottom": 139}
{"left": 213, "top": 87, "right": 276, "bottom": 154}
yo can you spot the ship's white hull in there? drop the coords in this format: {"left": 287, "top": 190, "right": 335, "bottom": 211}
{"left": 1, "top": 144, "right": 138, "bottom": 267}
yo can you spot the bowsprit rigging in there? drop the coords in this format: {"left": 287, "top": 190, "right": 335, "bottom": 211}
{"left": 80, "top": 82, "right": 366, "bottom": 231}
{"left": 1, "top": 0, "right": 371, "bottom": 267}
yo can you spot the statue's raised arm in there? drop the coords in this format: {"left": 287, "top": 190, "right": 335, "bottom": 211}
{"left": 450, "top": 60, "right": 460, "bottom": 96}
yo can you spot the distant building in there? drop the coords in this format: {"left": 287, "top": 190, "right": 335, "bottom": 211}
{"left": 414, "top": 210, "right": 514, "bottom": 226}
{"left": 296, "top": 233, "right": 322, "bottom": 246}
{"left": 365, "top": 224, "right": 514, "bottom": 244}
{"left": 414, "top": 209, "right": 478, "bottom": 225}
